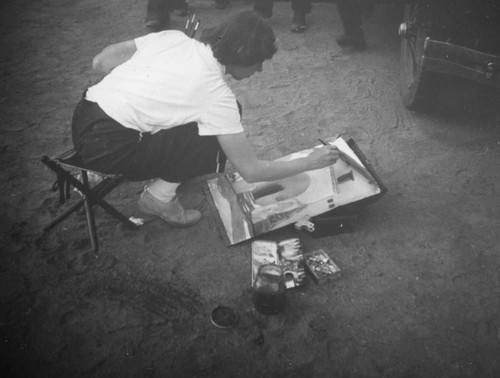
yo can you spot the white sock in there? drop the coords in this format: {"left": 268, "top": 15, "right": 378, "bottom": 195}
{"left": 145, "top": 179, "right": 180, "bottom": 202}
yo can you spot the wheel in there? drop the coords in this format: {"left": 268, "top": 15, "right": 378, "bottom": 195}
{"left": 399, "top": 3, "right": 436, "bottom": 110}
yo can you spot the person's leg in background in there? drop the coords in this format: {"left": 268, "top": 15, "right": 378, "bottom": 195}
{"left": 253, "top": 0, "right": 273, "bottom": 19}
{"left": 290, "top": 0, "right": 312, "bottom": 33}
{"left": 172, "top": 0, "right": 189, "bottom": 17}
{"left": 336, "top": 0, "right": 367, "bottom": 50}
{"left": 146, "top": 0, "right": 171, "bottom": 31}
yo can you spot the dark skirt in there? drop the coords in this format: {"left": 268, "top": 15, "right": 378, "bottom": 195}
{"left": 71, "top": 97, "right": 226, "bottom": 182}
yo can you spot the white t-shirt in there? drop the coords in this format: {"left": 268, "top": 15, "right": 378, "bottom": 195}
{"left": 86, "top": 31, "right": 244, "bottom": 136}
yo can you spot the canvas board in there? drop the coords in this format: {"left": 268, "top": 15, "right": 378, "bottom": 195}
{"left": 205, "top": 137, "right": 383, "bottom": 245}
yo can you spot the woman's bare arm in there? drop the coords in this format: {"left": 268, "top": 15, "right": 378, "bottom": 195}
{"left": 217, "top": 133, "right": 339, "bottom": 183}
{"left": 92, "top": 40, "right": 137, "bottom": 74}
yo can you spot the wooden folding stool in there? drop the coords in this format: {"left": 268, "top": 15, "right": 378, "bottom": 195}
{"left": 41, "top": 148, "right": 139, "bottom": 252}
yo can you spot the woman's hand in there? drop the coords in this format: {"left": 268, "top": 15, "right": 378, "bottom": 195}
{"left": 305, "top": 145, "right": 340, "bottom": 170}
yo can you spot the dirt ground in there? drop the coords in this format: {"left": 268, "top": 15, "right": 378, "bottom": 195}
{"left": 1, "top": 0, "right": 500, "bottom": 377}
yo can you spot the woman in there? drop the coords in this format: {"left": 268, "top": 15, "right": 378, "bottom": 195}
{"left": 71, "top": 11, "right": 339, "bottom": 228}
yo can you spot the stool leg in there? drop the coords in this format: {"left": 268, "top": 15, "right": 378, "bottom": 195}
{"left": 81, "top": 170, "right": 99, "bottom": 253}
{"left": 43, "top": 177, "right": 122, "bottom": 233}
{"left": 43, "top": 197, "right": 85, "bottom": 233}
{"left": 91, "top": 177, "right": 139, "bottom": 229}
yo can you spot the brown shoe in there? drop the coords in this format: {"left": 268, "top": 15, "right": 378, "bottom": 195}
{"left": 138, "top": 190, "right": 202, "bottom": 227}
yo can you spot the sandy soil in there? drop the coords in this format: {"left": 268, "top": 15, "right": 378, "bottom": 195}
{"left": 1, "top": 0, "right": 500, "bottom": 377}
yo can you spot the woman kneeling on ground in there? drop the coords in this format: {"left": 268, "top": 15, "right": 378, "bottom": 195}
{"left": 71, "top": 11, "right": 339, "bottom": 227}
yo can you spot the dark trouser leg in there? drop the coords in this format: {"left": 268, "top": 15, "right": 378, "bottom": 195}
{"left": 253, "top": 0, "right": 273, "bottom": 18}
{"left": 146, "top": 0, "right": 171, "bottom": 30}
{"left": 336, "top": 0, "right": 366, "bottom": 49}
{"left": 72, "top": 99, "right": 151, "bottom": 178}
{"left": 135, "top": 124, "right": 224, "bottom": 183}
{"left": 172, "top": 0, "right": 187, "bottom": 9}
{"left": 291, "top": 0, "right": 312, "bottom": 15}
{"left": 72, "top": 99, "right": 225, "bottom": 183}
{"left": 172, "top": 0, "right": 189, "bottom": 15}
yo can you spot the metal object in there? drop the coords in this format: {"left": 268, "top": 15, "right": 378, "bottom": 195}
{"left": 184, "top": 13, "right": 199, "bottom": 38}
{"left": 421, "top": 39, "right": 500, "bottom": 88}
{"left": 398, "top": 22, "right": 408, "bottom": 38}
{"left": 210, "top": 306, "right": 239, "bottom": 328}
{"left": 294, "top": 218, "right": 315, "bottom": 233}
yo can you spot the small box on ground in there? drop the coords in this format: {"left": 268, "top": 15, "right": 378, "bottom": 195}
{"left": 304, "top": 249, "right": 341, "bottom": 284}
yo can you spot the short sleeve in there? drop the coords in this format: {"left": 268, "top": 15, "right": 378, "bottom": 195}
{"left": 134, "top": 33, "right": 158, "bottom": 50}
{"left": 198, "top": 88, "right": 244, "bottom": 136}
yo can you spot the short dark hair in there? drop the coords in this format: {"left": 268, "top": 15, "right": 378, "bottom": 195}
{"left": 199, "top": 11, "right": 277, "bottom": 67}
